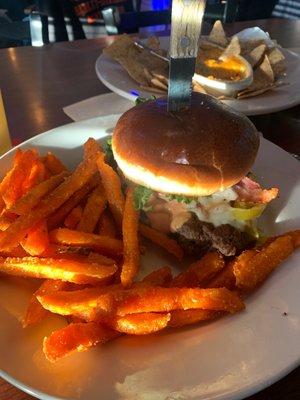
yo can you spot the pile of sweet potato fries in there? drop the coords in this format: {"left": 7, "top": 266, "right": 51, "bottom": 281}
{"left": 0, "top": 138, "right": 299, "bottom": 363}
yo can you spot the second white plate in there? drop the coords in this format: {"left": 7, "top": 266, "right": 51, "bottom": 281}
{"left": 95, "top": 37, "right": 300, "bottom": 116}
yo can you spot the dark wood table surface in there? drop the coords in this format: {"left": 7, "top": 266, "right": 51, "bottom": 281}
{"left": 0, "top": 17, "right": 299, "bottom": 400}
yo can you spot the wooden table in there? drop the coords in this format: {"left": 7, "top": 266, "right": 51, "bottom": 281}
{"left": 0, "top": 18, "right": 299, "bottom": 400}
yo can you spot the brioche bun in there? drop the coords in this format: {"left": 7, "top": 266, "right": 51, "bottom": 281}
{"left": 112, "top": 93, "right": 259, "bottom": 196}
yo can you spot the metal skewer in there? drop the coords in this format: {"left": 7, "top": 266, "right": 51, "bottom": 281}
{"left": 167, "top": 0, "right": 207, "bottom": 112}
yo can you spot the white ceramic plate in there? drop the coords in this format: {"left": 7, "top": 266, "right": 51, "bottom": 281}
{"left": 95, "top": 36, "right": 300, "bottom": 116}
{"left": 0, "top": 116, "right": 300, "bottom": 400}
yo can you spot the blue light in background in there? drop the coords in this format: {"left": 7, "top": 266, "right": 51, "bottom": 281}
{"left": 152, "top": 0, "right": 171, "bottom": 10}
{"left": 130, "top": 90, "right": 140, "bottom": 97}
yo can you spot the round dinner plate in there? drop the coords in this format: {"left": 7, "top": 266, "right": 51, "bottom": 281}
{"left": 95, "top": 36, "right": 300, "bottom": 116}
{"left": 0, "top": 115, "right": 300, "bottom": 400}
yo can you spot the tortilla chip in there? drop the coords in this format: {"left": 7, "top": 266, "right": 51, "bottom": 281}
{"left": 136, "top": 50, "right": 168, "bottom": 77}
{"left": 104, "top": 34, "right": 168, "bottom": 86}
{"left": 237, "top": 85, "right": 276, "bottom": 99}
{"left": 258, "top": 54, "right": 274, "bottom": 81}
{"left": 139, "top": 85, "right": 166, "bottom": 95}
{"left": 199, "top": 39, "right": 225, "bottom": 51}
{"left": 217, "top": 94, "right": 236, "bottom": 100}
{"left": 103, "top": 34, "right": 139, "bottom": 60}
{"left": 267, "top": 47, "right": 286, "bottom": 78}
{"left": 221, "top": 35, "right": 241, "bottom": 58}
{"left": 208, "top": 20, "right": 228, "bottom": 48}
{"left": 244, "top": 44, "right": 266, "bottom": 68}
{"left": 152, "top": 72, "right": 168, "bottom": 85}
{"left": 146, "top": 36, "right": 164, "bottom": 55}
{"left": 192, "top": 81, "right": 207, "bottom": 94}
{"left": 150, "top": 77, "right": 168, "bottom": 91}
{"left": 117, "top": 58, "right": 148, "bottom": 85}
{"left": 241, "top": 39, "right": 267, "bottom": 55}
{"left": 143, "top": 68, "right": 153, "bottom": 83}
{"left": 246, "top": 54, "right": 274, "bottom": 92}
{"left": 103, "top": 35, "right": 147, "bottom": 85}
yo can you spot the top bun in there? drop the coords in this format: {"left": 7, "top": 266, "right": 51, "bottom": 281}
{"left": 112, "top": 93, "right": 259, "bottom": 196}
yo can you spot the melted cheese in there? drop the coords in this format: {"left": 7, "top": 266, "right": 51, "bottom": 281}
{"left": 186, "top": 188, "right": 245, "bottom": 230}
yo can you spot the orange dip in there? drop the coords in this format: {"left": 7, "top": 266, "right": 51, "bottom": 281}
{"left": 201, "top": 56, "right": 246, "bottom": 81}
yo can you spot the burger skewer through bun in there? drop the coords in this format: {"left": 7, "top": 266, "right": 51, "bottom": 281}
{"left": 112, "top": 93, "right": 279, "bottom": 257}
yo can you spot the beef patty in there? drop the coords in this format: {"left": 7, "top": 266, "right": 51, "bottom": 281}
{"left": 175, "top": 213, "right": 254, "bottom": 257}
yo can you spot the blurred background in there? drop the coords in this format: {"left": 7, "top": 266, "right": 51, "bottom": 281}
{"left": 0, "top": 0, "right": 298, "bottom": 48}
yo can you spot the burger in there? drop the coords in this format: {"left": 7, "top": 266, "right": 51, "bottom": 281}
{"left": 111, "top": 93, "right": 278, "bottom": 257}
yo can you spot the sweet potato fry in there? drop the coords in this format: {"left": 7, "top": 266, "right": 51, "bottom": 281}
{"left": 121, "top": 187, "right": 140, "bottom": 287}
{"left": 139, "top": 223, "right": 183, "bottom": 261}
{"left": 64, "top": 206, "right": 83, "bottom": 230}
{"left": 13, "top": 149, "right": 23, "bottom": 165}
{"left": 37, "top": 286, "right": 120, "bottom": 320}
{"left": 39, "top": 247, "right": 116, "bottom": 278}
{"left": 142, "top": 266, "right": 173, "bottom": 287}
{"left": 0, "top": 245, "right": 28, "bottom": 258}
{"left": 171, "top": 252, "right": 224, "bottom": 288}
{"left": 43, "top": 322, "right": 119, "bottom": 362}
{"left": 0, "top": 168, "right": 13, "bottom": 195}
{"left": 23, "top": 159, "right": 46, "bottom": 194}
{"left": 0, "top": 211, "right": 17, "bottom": 231}
{"left": 40, "top": 243, "right": 89, "bottom": 259}
{"left": 21, "top": 219, "right": 49, "bottom": 256}
{"left": 77, "top": 186, "right": 106, "bottom": 233}
{"left": 285, "top": 230, "right": 300, "bottom": 248}
{"left": 206, "top": 261, "right": 237, "bottom": 290}
{"left": 169, "top": 309, "right": 222, "bottom": 328}
{"left": 0, "top": 149, "right": 39, "bottom": 208}
{"left": 67, "top": 315, "right": 85, "bottom": 324}
{"left": 0, "top": 256, "right": 117, "bottom": 284}
{"left": 41, "top": 245, "right": 115, "bottom": 267}
{"left": 0, "top": 215, "right": 11, "bottom": 231}
{"left": 107, "top": 312, "right": 170, "bottom": 335}
{"left": 10, "top": 171, "right": 68, "bottom": 215}
{"left": 42, "top": 152, "right": 68, "bottom": 175}
{"left": 49, "top": 228, "right": 123, "bottom": 258}
{"left": 234, "top": 236, "right": 294, "bottom": 292}
{"left": 97, "top": 157, "right": 124, "bottom": 230}
{"left": 0, "top": 196, "right": 5, "bottom": 215}
{"left": 23, "top": 279, "right": 68, "bottom": 327}
{"left": 114, "top": 287, "right": 244, "bottom": 316}
{"left": 47, "top": 175, "right": 99, "bottom": 230}
{"left": 87, "top": 252, "right": 115, "bottom": 265}
{"left": 258, "top": 230, "right": 300, "bottom": 251}
{"left": 98, "top": 210, "right": 117, "bottom": 238}
{"left": 0, "top": 138, "right": 102, "bottom": 251}
{"left": 38, "top": 286, "right": 244, "bottom": 321}
{"left": 208, "top": 249, "right": 263, "bottom": 291}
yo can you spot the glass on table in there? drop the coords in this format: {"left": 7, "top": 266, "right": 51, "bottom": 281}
{"left": 0, "top": 91, "right": 12, "bottom": 156}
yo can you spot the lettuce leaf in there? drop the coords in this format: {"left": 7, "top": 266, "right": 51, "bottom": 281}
{"left": 103, "top": 138, "right": 113, "bottom": 164}
{"left": 165, "top": 194, "right": 193, "bottom": 204}
{"left": 134, "top": 185, "right": 153, "bottom": 210}
{"left": 135, "top": 96, "right": 156, "bottom": 106}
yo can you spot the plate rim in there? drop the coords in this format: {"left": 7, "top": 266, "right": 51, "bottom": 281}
{"left": 0, "top": 116, "right": 299, "bottom": 400}
{"left": 1, "top": 354, "right": 298, "bottom": 400}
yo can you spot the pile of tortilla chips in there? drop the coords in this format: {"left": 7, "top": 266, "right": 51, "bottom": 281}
{"left": 103, "top": 20, "right": 286, "bottom": 100}
{"left": 103, "top": 34, "right": 169, "bottom": 95}
{"left": 199, "top": 20, "right": 286, "bottom": 99}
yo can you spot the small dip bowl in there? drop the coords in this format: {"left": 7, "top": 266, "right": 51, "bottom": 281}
{"left": 193, "top": 54, "right": 253, "bottom": 97}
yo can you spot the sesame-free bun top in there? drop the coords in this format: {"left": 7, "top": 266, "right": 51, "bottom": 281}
{"left": 112, "top": 93, "right": 259, "bottom": 196}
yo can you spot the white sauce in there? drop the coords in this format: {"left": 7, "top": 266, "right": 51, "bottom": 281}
{"left": 185, "top": 187, "right": 246, "bottom": 231}
{"left": 147, "top": 187, "right": 248, "bottom": 232}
